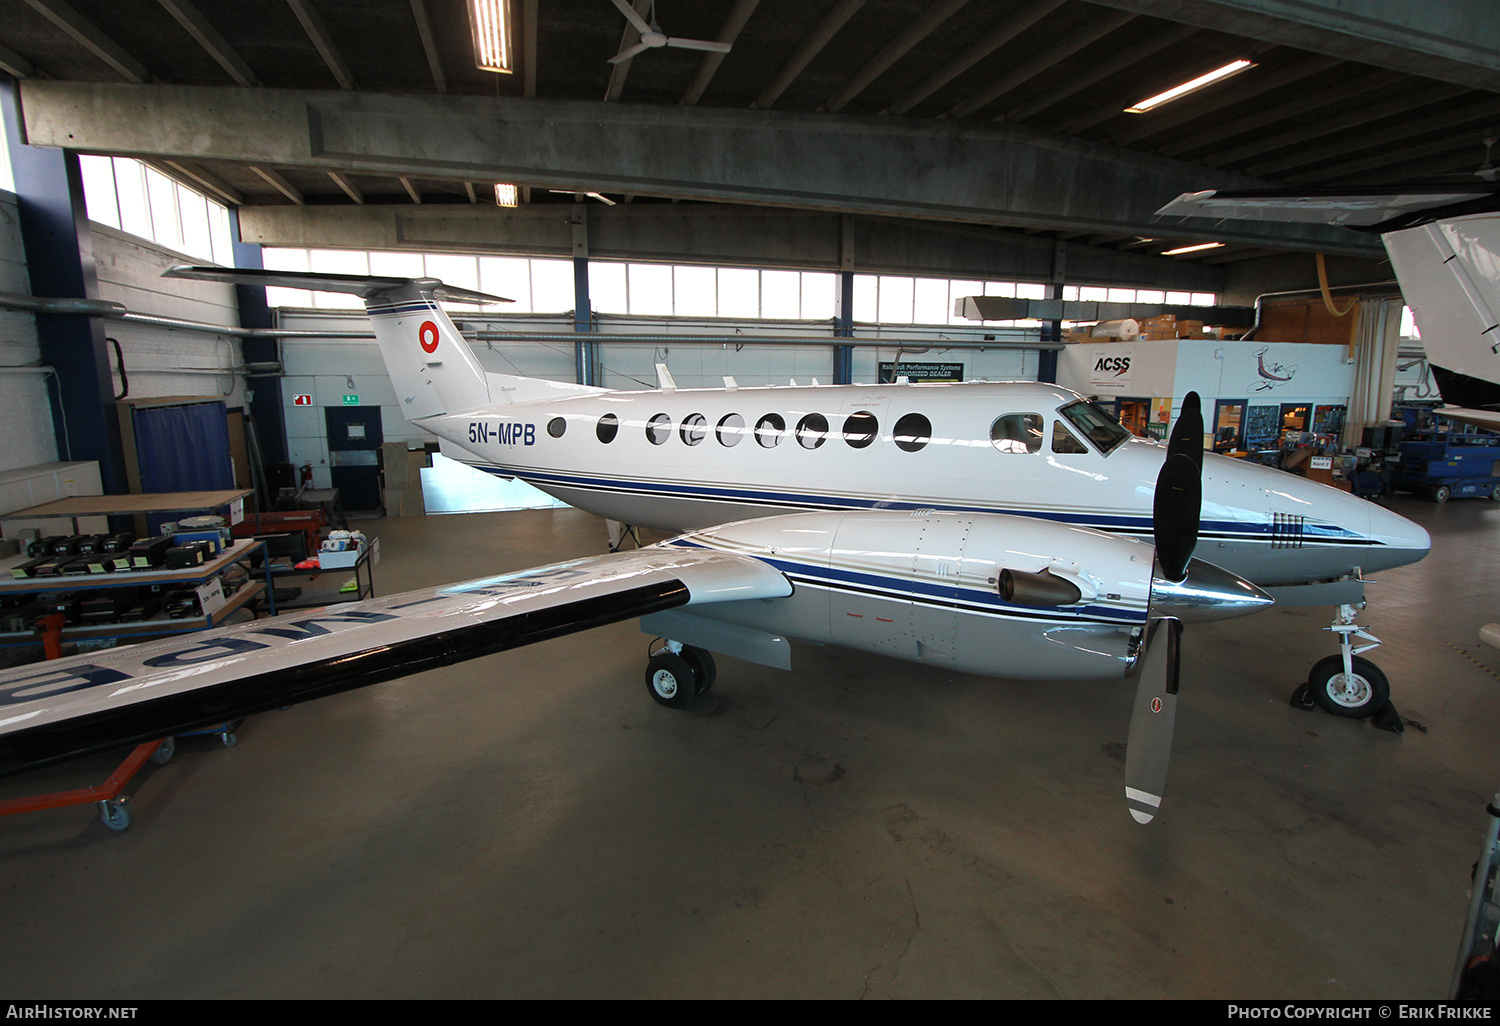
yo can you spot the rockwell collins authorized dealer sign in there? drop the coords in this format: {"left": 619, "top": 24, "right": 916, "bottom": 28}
{"left": 879, "top": 362, "right": 964, "bottom": 382}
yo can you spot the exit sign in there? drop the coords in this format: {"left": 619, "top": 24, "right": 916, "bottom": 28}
{"left": 343, "top": 394, "right": 360, "bottom": 405}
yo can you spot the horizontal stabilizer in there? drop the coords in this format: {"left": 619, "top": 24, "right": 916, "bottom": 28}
{"left": 0, "top": 547, "right": 790, "bottom": 778}
{"left": 164, "top": 265, "right": 512, "bottom": 305}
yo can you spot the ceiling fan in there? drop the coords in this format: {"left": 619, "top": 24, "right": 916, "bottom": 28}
{"left": 608, "top": 0, "right": 732, "bottom": 64}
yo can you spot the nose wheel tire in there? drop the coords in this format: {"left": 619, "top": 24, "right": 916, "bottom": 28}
{"left": 1308, "top": 655, "right": 1390, "bottom": 718}
{"left": 645, "top": 651, "right": 698, "bottom": 709}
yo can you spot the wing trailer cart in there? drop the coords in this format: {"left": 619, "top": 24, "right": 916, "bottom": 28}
{"left": 1451, "top": 795, "right": 1500, "bottom": 999}
{"left": 0, "top": 738, "right": 175, "bottom": 832}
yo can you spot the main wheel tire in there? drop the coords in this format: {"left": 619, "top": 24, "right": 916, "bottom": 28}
{"left": 1308, "top": 655, "right": 1390, "bottom": 719}
{"left": 681, "top": 646, "right": 717, "bottom": 696}
{"left": 645, "top": 651, "right": 697, "bottom": 709}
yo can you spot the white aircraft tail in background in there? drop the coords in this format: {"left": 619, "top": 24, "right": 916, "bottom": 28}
{"left": 1156, "top": 186, "right": 1500, "bottom": 427}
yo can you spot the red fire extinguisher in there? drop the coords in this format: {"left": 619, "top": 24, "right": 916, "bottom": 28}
{"left": 300, "top": 462, "right": 313, "bottom": 490}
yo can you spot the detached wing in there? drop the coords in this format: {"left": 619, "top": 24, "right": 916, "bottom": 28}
{"left": 0, "top": 547, "right": 790, "bottom": 777}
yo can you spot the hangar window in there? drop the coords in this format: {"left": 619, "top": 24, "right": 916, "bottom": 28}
{"left": 717, "top": 413, "right": 745, "bottom": 447}
{"left": 842, "top": 412, "right": 878, "bottom": 449}
{"left": 1059, "top": 400, "right": 1130, "bottom": 455}
{"left": 681, "top": 413, "right": 707, "bottom": 446}
{"left": 597, "top": 414, "right": 620, "bottom": 444}
{"left": 795, "top": 413, "right": 828, "bottom": 449}
{"left": 892, "top": 413, "right": 932, "bottom": 453}
{"left": 990, "top": 414, "right": 1042, "bottom": 453}
{"left": 755, "top": 414, "right": 786, "bottom": 448}
{"left": 547, "top": 417, "right": 566, "bottom": 438}
{"left": 1051, "top": 421, "right": 1089, "bottom": 454}
{"left": 80, "top": 155, "right": 233, "bottom": 265}
{"left": 646, "top": 414, "right": 673, "bottom": 445}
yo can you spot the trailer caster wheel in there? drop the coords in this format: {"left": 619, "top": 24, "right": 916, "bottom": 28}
{"left": 98, "top": 799, "right": 132, "bottom": 831}
{"left": 150, "top": 738, "right": 175, "bottom": 766}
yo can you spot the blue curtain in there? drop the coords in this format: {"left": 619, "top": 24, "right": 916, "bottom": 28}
{"left": 132, "top": 402, "right": 234, "bottom": 536}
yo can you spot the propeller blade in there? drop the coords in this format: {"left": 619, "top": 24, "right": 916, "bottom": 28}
{"left": 1165, "top": 390, "right": 1205, "bottom": 468}
{"left": 1152, "top": 390, "right": 1205, "bottom": 582}
{"left": 612, "top": 0, "right": 653, "bottom": 36}
{"left": 608, "top": 41, "right": 652, "bottom": 64}
{"left": 666, "top": 37, "right": 733, "bottom": 54}
{"left": 1125, "top": 616, "right": 1182, "bottom": 825}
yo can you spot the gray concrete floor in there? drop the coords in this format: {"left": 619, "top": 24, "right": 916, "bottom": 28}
{"left": 0, "top": 494, "right": 1497, "bottom": 999}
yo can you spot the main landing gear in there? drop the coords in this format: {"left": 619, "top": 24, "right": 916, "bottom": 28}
{"left": 1292, "top": 602, "right": 1402, "bottom": 731}
{"left": 607, "top": 520, "right": 643, "bottom": 553}
{"left": 645, "top": 641, "right": 717, "bottom": 709}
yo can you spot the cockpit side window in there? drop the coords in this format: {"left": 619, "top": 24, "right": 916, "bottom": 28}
{"left": 990, "top": 413, "right": 1042, "bottom": 453}
{"left": 1051, "top": 420, "right": 1089, "bottom": 454}
{"left": 1058, "top": 400, "right": 1130, "bottom": 455}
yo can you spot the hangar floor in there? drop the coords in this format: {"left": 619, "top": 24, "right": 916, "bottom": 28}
{"left": 0, "top": 494, "right": 1497, "bottom": 999}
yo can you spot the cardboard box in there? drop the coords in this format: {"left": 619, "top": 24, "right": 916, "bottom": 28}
{"left": 319, "top": 538, "right": 379, "bottom": 569}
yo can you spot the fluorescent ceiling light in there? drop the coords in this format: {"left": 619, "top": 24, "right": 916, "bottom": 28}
{"left": 470, "top": 0, "right": 513, "bottom": 74}
{"left": 1160, "top": 242, "right": 1225, "bottom": 256}
{"left": 494, "top": 183, "right": 518, "bottom": 207}
{"left": 1125, "top": 60, "right": 1255, "bottom": 114}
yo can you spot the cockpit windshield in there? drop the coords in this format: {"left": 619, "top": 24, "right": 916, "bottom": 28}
{"left": 1058, "top": 400, "right": 1131, "bottom": 455}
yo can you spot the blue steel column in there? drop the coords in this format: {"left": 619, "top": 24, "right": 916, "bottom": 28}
{"left": 833, "top": 270, "right": 854, "bottom": 385}
{"left": 573, "top": 255, "right": 594, "bottom": 387}
{"left": 1, "top": 78, "right": 127, "bottom": 492}
{"left": 228, "top": 209, "right": 288, "bottom": 463}
{"left": 1038, "top": 281, "right": 1061, "bottom": 384}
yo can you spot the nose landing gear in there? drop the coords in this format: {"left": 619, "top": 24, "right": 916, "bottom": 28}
{"left": 1291, "top": 602, "right": 1402, "bottom": 731}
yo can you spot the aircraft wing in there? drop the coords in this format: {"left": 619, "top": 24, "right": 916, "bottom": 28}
{"left": 1156, "top": 187, "right": 1500, "bottom": 229}
{"left": 0, "top": 547, "right": 790, "bottom": 778}
{"left": 1432, "top": 406, "right": 1500, "bottom": 432}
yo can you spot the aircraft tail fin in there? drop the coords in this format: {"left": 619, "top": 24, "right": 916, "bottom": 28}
{"left": 164, "top": 265, "right": 504, "bottom": 420}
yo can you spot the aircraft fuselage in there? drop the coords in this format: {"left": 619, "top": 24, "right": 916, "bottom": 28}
{"left": 419, "top": 379, "right": 1429, "bottom": 588}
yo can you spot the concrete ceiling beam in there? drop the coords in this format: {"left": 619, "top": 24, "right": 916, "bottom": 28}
{"left": 18, "top": 80, "right": 1382, "bottom": 257}
{"left": 1089, "top": 0, "right": 1500, "bottom": 92}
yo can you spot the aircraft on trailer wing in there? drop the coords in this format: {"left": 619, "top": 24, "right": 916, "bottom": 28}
{"left": 1157, "top": 184, "right": 1500, "bottom": 432}
{"left": 0, "top": 262, "right": 1431, "bottom": 825}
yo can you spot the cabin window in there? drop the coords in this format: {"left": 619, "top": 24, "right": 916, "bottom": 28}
{"left": 842, "top": 411, "right": 878, "bottom": 448}
{"left": 681, "top": 413, "right": 707, "bottom": 446}
{"left": 717, "top": 413, "right": 745, "bottom": 447}
{"left": 990, "top": 413, "right": 1042, "bottom": 453}
{"left": 1058, "top": 400, "right": 1130, "bottom": 455}
{"left": 1051, "top": 420, "right": 1088, "bottom": 454}
{"left": 796, "top": 413, "right": 829, "bottom": 449}
{"left": 646, "top": 413, "right": 673, "bottom": 445}
{"left": 597, "top": 413, "right": 619, "bottom": 443}
{"left": 547, "top": 417, "right": 566, "bottom": 438}
{"left": 755, "top": 413, "right": 786, "bottom": 448}
{"left": 892, "top": 412, "right": 932, "bottom": 453}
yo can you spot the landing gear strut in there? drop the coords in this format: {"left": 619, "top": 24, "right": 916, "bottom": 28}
{"left": 607, "top": 520, "right": 643, "bottom": 553}
{"left": 644, "top": 641, "right": 717, "bottom": 708}
{"left": 1292, "top": 601, "right": 1401, "bottom": 730}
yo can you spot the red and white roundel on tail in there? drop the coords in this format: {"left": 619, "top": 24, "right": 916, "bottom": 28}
{"left": 419, "top": 320, "right": 440, "bottom": 353}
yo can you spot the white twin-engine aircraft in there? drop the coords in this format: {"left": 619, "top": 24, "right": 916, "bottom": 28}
{"left": 0, "top": 265, "right": 1431, "bottom": 825}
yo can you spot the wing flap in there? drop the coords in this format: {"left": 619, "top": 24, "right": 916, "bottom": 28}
{"left": 0, "top": 547, "right": 789, "bottom": 777}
